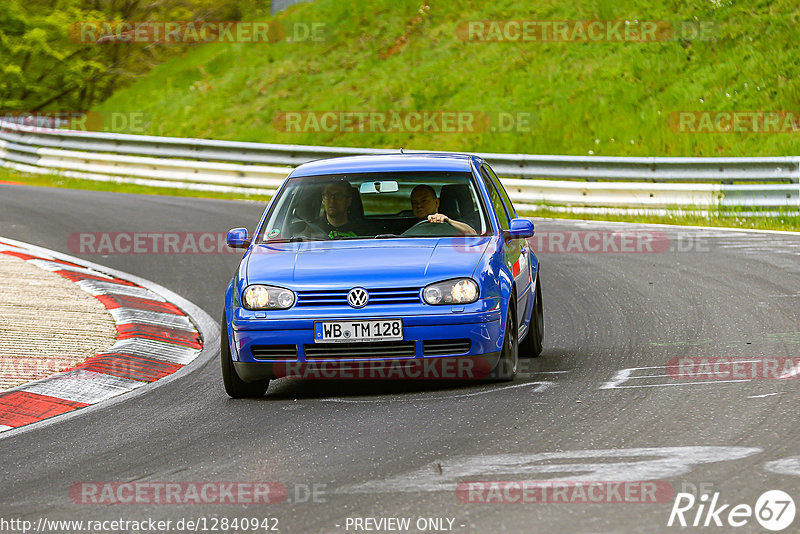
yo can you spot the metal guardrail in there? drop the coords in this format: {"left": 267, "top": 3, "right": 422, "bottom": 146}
{"left": 1, "top": 119, "right": 798, "bottom": 211}
{"left": 271, "top": 0, "right": 315, "bottom": 15}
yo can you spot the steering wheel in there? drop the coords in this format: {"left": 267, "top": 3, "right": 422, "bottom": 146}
{"left": 401, "top": 220, "right": 462, "bottom": 237}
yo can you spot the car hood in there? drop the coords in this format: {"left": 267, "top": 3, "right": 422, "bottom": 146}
{"left": 245, "top": 237, "right": 491, "bottom": 288}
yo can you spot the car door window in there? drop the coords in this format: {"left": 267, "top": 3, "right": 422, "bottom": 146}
{"left": 480, "top": 166, "right": 510, "bottom": 230}
{"left": 485, "top": 165, "right": 517, "bottom": 219}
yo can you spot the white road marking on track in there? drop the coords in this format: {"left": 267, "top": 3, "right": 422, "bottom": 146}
{"left": 0, "top": 425, "right": 12, "bottom": 432}
{"left": 748, "top": 393, "right": 780, "bottom": 398}
{"left": 778, "top": 361, "right": 800, "bottom": 379}
{"left": 320, "top": 381, "right": 554, "bottom": 403}
{"left": 338, "top": 446, "right": 763, "bottom": 494}
{"left": 600, "top": 361, "right": 761, "bottom": 389}
{"left": 764, "top": 457, "right": 800, "bottom": 477}
{"left": 604, "top": 380, "right": 750, "bottom": 389}
{"left": 22, "top": 370, "right": 144, "bottom": 404}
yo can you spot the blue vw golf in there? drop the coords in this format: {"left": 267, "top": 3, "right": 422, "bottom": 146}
{"left": 222, "top": 153, "right": 543, "bottom": 397}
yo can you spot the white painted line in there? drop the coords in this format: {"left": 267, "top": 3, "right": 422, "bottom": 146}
{"left": 320, "top": 381, "right": 554, "bottom": 403}
{"left": 748, "top": 393, "right": 780, "bottom": 398}
{"left": 600, "top": 368, "right": 634, "bottom": 389}
{"left": 106, "top": 338, "right": 200, "bottom": 364}
{"left": 76, "top": 279, "right": 167, "bottom": 301}
{"left": 22, "top": 370, "right": 145, "bottom": 404}
{"left": 600, "top": 362, "right": 762, "bottom": 389}
{"left": 625, "top": 373, "right": 672, "bottom": 379}
{"left": 764, "top": 457, "right": 800, "bottom": 477}
{"left": 0, "top": 425, "right": 12, "bottom": 432}
{"left": 605, "top": 380, "right": 750, "bottom": 389}
{"left": 338, "top": 446, "right": 763, "bottom": 494}
{"left": 778, "top": 361, "right": 800, "bottom": 379}
{"left": 109, "top": 308, "right": 194, "bottom": 330}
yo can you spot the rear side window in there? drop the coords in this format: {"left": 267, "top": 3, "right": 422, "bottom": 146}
{"left": 480, "top": 166, "right": 510, "bottom": 230}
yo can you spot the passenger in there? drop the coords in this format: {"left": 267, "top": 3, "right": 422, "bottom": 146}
{"left": 410, "top": 184, "right": 476, "bottom": 235}
{"left": 319, "top": 179, "right": 366, "bottom": 238}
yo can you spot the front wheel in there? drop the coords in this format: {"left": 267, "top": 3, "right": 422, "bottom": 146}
{"left": 520, "top": 273, "right": 544, "bottom": 358}
{"left": 493, "top": 306, "right": 518, "bottom": 381}
{"left": 221, "top": 313, "right": 270, "bottom": 398}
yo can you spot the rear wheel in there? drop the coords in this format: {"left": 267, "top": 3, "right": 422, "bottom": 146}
{"left": 221, "top": 313, "right": 270, "bottom": 398}
{"left": 494, "top": 306, "right": 518, "bottom": 381}
{"left": 520, "top": 273, "right": 544, "bottom": 358}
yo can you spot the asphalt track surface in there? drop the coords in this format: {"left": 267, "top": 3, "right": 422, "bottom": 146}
{"left": 1, "top": 184, "right": 799, "bottom": 533}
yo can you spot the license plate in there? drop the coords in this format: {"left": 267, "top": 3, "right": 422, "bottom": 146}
{"left": 314, "top": 319, "right": 403, "bottom": 343}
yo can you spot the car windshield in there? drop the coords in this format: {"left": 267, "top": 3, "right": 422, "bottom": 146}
{"left": 257, "top": 171, "right": 491, "bottom": 242}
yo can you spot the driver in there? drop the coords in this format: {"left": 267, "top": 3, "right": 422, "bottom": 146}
{"left": 410, "top": 185, "right": 476, "bottom": 235}
{"left": 319, "top": 179, "right": 366, "bottom": 238}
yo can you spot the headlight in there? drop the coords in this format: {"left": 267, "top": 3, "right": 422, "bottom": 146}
{"left": 423, "top": 278, "right": 479, "bottom": 305}
{"left": 242, "top": 285, "right": 295, "bottom": 310}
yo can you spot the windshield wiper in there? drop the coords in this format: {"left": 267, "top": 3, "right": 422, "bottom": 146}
{"left": 373, "top": 234, "right": 404, "bottom": 239}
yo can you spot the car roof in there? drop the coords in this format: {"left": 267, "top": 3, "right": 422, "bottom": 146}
{"left": 289, "top": 153, "right": 480, "bottom": 177}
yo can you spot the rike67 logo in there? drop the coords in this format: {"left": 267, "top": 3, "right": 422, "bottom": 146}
{"left": 668, "top": 490, "right": 796, "bottom": 531}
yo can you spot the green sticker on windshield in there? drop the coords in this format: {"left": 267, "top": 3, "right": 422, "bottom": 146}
{"left": 268, "top": 229, "right": 280, "bottom": 238}
{"left": 328, "top": 230, "right": 358, "bottom": 239}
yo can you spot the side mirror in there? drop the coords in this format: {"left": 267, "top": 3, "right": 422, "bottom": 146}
{"left": 226, "top": 227, "right": 250, "bottom": 249}
{"left": 505, "top": 218, "right": 535, "bottom": 239}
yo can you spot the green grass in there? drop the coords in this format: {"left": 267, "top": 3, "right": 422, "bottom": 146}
{"left": 4, "top": 167, "right": 797, "bottom": 232}
{"left": 94, "top": 0, "right": 800, "bottom": 157}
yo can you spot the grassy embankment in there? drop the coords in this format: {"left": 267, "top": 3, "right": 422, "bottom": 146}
{"left": 5, "top": 0, "right": 799, "bottom": 230}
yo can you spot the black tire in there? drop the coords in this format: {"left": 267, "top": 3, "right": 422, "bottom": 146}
{"left": 221, "top": 313, "right": 270, "bottom": 398}
{"left": 520, "top": 273, "right": 544, "bottom": 358}
{"left": 493, "top": 305, "right": 518, "bottom": 381}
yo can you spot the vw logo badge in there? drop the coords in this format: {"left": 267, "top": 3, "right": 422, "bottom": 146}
{"left": 347, "top": 287, "right": 369, "bottom": 308}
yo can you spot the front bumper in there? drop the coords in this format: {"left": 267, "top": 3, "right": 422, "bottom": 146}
{"left": 229, "top": 302, "right": 503, "bottom": 381}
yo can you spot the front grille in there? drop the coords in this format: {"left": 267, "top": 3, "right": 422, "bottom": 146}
{"left": 251, "top": 345, "right": 298, "bottom": 360}
{"left": 422, "top": 339, "right": 471, "bottom": 356}
{"left": 296, "top": 288, "right": 420, "bottom": 307}
{"left": 303, "top": 341, "right": 416, "bottom": 359}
